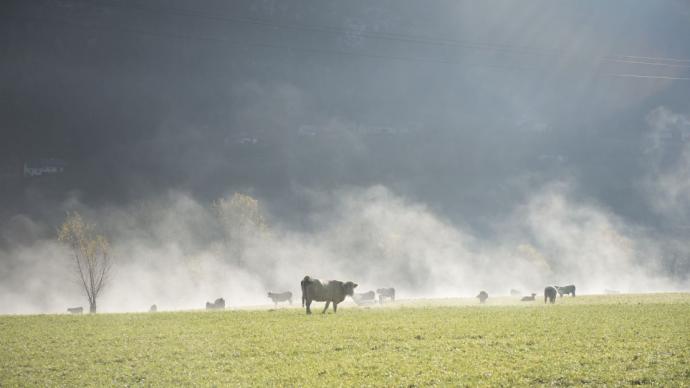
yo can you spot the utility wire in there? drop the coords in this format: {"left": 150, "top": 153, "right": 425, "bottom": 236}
{"left": 76, "top": 0, "right": 690, "bottom": 69}
{"left": 604, "top": 73, "right": 690, "bottom": 81}
{"left": 81, "top": 0, "right": 563, "bottom": 57}
{"left": 0, "top": 15, "right": 550, "bottom": 71}
{"left": 4, "top": 14, "right": 688, "bottom": 82}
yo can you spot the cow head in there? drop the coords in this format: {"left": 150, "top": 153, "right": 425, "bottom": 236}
{"left": 343, "top": 281, "right": 358, "bottom": 296}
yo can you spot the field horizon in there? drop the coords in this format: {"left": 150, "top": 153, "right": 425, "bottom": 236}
{"left": 1, "top": 292, "right": 689, "bottom": 386}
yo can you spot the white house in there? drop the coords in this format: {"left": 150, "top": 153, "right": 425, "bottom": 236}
{"left": 23, "top": 158, "right": 67, "bottom": 177}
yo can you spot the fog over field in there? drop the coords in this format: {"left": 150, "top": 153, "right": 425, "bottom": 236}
{"left": 1, "top": 0, "right": 689, "bottom": 313}
{"left": 1, "top": 179, "right": 688, "bottom": 314}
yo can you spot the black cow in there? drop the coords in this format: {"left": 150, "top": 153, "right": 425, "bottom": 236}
{"left": 521, "top": 293, "right": 536, "bottom": 301}
{"left": 267, "top": 291, "right": 293, "bottom": 307}
{"left": 544, "top": 286, "right": 557, "bottom": 304}
{"left": 206, "top": 298, "right": 225, "bottom": 310}
{"left": 555, "top": 284, "right": 576, "bottom": 297}
{"left": 301, "top": 276, "right": 358, "bottom": 314}
{"left": 476, "top": 291, "right": 489, "bottom": 304}
{"left": 377, "top": 288, "right": 396, "bottom": 304}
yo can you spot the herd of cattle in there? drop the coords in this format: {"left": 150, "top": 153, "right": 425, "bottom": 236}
{"left": 478, "top": 284, "right": 577, "bottom": 305}
{"left": 65, "top": 277, "right": 581, "bottom": 315}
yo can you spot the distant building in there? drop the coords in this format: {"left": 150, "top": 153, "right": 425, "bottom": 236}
{"left": 224, "top": 132, "right": 260, "bottom": 145}
{"left": 23, "top": 158, "right": 67, "bottom": 177}
{"left": 237, "top": 137, "right": 258, "bottom": 145}
{"left": 298, "top": 122, "right": 414, "bottom": 137}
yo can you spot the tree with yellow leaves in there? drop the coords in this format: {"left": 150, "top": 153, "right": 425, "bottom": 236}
{"left": 58, "top": 212, "right": 111, "bottom": 313}
{"left": 212, "top": 193, "right": 267, "bottom": 264}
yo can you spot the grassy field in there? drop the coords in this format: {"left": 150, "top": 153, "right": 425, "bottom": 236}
{"left": 1, "top": 293, "right": 689, "bottom": 386}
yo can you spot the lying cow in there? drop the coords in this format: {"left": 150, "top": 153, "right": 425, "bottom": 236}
{"left": 67, "top": 307, "right": 83, "bottom": 314}
{"left": 267, "top": 291, "right": 293, "bottom": 307}
{"left": 476, "top": 290, "right": 489, "bottom": 304}
{"left": 377, "top": 288, "right": 396, "bottom": 304}
{"left": 353, "top": 290, "right": 376, "bottom": 306}
{"left": 206, "top": 297, "right": 225, "bottom": 310}
{"left": 555, "top": 284, "right": 576, "bottom": 297}
{"left": 301, "top": 276, "right": 357, "bottom": 314}
{"left": 521, "top": 293, "right": 536, "bottom": 301}
{"left": 544, "top": 286, "right": 557, "bottom": 304}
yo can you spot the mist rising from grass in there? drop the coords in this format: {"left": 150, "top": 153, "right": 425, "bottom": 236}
{"left": 1, "top": 181, "right": 686, "bottom": 314}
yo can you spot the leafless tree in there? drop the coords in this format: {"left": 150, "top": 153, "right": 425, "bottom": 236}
{"left": 58, "top": 212, "right": 111, "bottom": 313}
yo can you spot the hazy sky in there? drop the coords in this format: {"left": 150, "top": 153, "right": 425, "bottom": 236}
{"left": 1, "top": 1, "right": 689, "bottom": 312}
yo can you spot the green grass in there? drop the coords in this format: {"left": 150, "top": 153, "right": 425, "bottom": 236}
{"left": 1, "top": 293, "right": 689, "bottom": 386}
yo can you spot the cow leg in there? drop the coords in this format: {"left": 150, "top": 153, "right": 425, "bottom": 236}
{"left": 322, "top": 301, "right": 331, "bottom": 314}
{"left": 289, "top": 298, "right": 292, "bottom": 305}
{"left": 333, "top": 302, "right": 338, "bottom": 313}
{"left": 306, "top": 299, "right": 312, "bottom": 314}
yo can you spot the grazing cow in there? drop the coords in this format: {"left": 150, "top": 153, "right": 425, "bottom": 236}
{"left": 301, "top": 276, "right": 358, "bottom": 314}
{"left": 353, "top": 290, "right": 376, "bottom": 306}
{"left": 521, "top": 293, "right": 536, "bottom": 301}
{"left": 510, "top": 289, "right": 521, "bottom": 297}
{"left": 206, "top": 298, "right": 225, "bottom": 310}
{"left": 67, "top": 307, "right": 83, "bottom": 314}
{"left": 544, "top": 286, "right": 557, "bottom": 304}
{"left": 604, "top": 289, "right": 620, "bottom": 295}
{"left": 267, "top": 291, "right": 293, "bottom": 307}
{"left": 377, "top": 288, "right": 396, "bottom": 304}
{"left": 555, "top": 284, "right": 576, "bottom": 297}
{"left": 476, "top": 291, "right": 489, "bottom": 304}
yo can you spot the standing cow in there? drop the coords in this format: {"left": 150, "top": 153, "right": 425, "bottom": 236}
{"left": 377, "top": 288, "right": 396, "bottom": 304}
{"left": 476, "top": 291, "right": 489, "bottom": 304}
{"left": 544, "top": 286, "right": 557, "bottom": 304}
{"left": 301, "top": 276, "right": 358, "bottom": 314}
{"left": 267, "top": 291, "right": 293, "bottom": 307}
{"left": 353, "top": 290, "right": 376, "bottom": 306}
{"left": 555, "top": 284, "right": 576, "bottom": 297}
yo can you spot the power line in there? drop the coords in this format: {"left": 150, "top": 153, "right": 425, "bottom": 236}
{"left": 78, "top": 0, "right": 690, "bottom": 70}
{"left": 84, "top": 0, "right": 562, "bottom": 57}
{"left": 604, "top": 73, "right": 690, "bottom": 81}
{"left": 4, "top": 14, "right": 688, "bottom": 82}
{"left": 0, "top": 15, "right": 548, "bottom": 71}
{"left": 612, "top": 55, "right": 690, "bottom": 64}
{"left": 605, "top": 58, "right": 690, "bottom": 69}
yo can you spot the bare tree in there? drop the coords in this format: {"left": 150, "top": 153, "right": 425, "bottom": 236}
{"left": 58, "top": 212, "right": 111, "bottom": 313}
